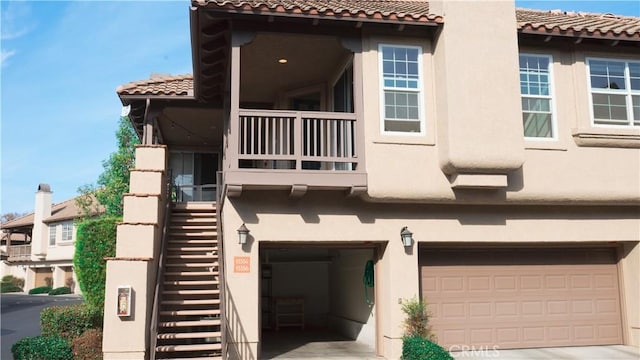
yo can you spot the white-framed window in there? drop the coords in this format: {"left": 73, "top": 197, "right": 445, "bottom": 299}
{"left": 61, "top": 222, "right": 73, "bottom": 242}
{"left": 519, "top": 54, "right": 556, "bottom": 139}
{"left": 587, "top": 58, "right": 640, "bottom": 127}
{"left": 49, "top": 225, "right": 56, "bottom": 246}
{"left": 379, "top": 44, "right": 424, "bottom": 134}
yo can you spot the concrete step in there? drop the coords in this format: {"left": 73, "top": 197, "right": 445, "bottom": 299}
{"left": 161, "top": 299, "right": 220, "bottom": 306}
{"left": 166, "top": 254, "right": 217, "bottom": 260}
{"left": 171, "top": 217, "right": 217, "bottom": 224}
{"left": 157, "top": 331, "right": 221, "bottom": 340}
{"left": 168, "top": 239, "right": 217, "bottom": 245}
{"left": 170, "top": 231, "right": 218, "bottom": 237}
{"left": 172, "top": 202, "right": 216, "bottom": 211}
{"left": 156, "top": 343, "right": 222, "bottom": 352}
{"left": 160, "top": 309, "right": 220, "bottom": 316}
{"left": 171, "top": 225, "right": 217, "bottom": 230}
{"left": 158, "top": 319, "right": 221, "bottom": 328}
{"left": 163, "top": 357, "right": 221, "bottom": 360}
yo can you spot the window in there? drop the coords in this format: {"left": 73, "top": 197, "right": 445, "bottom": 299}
{"left": 519, "top": 54, "right": 555, "bottom": 138}
{"left": 587, "top": 58, "right": 640, "bottom": 127}
{"left": 61, "top": 222, "right": 73, "bottom": 242}
{"left": 380, "top": 45, "right": 423, "bottom": 134}
{"left": 49, "top": 225, "right": 56, "bottom": 246}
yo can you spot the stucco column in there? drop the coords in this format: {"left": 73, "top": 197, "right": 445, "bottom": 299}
{"left": 378, "top": 240, "right": 420, "bottom": 359}
{"left": 52, "top": 266, "right": 65, "bottom": 289}
{"left": 25, "top": 267, "right": 36, "bottom": 292}
{"left": 103, "top": 145, "right": 167, "bottom": 360}
{"left": 621, "top": 242, "right": 640, "bottom": 346}
{"left": 221, "top": 200, "right": 260, "bottom": 360}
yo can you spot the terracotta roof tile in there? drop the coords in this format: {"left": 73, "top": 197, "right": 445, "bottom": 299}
{"left": 517, "top": 9, "right": 640, "bottom": 38}
{"left": 194, "top": 0, "right": 441, "bottom": 23}
{"left": 117, "top": 74, "right": 194, "bottom": 96}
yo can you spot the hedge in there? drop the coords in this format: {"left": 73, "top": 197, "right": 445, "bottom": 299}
{"left": 71, "top": 328, "right": 103, "bottom": 360}
{"left": 49, "top": 287, "right": 72, "bottom": 296}
{"left": 74, "top": 216, "right": 118, "bottom": 310}
{"left": 41, "top": 304, "right": 103, "bottom": 341}
{"left": 1, "top": 283, "right": 22, "bottom": 293}
{"left": 2, "top": 274, "right": 25, "bottom": 288}
{"left": 402, "top": 336, "right": 454, "bottom": 360}
{"left": 28, "top": 286, "right": 52, "bottom": 295}
{"left": 11, "top": 335, "right": 73, "bottom": 360}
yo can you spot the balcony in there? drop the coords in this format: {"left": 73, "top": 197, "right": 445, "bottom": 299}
{"left": 225, "top": 109, "right": 367, "bottom": 196}
{"left": 8, "top": 245, "right": 31, "bottom": 262}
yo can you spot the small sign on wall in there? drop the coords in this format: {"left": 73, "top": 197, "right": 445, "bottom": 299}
{"left": 234, "top": 257, "right": 250, "bottom": 273}
{"left": 117, "top": 286, "right": 132, "bottom": 317}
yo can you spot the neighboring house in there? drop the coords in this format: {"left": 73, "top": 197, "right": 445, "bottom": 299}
{"left": 1, "top": 184, "right": 101, "bottom": 293}
{"left": 103, "top": 1, "right": 640, "bottom": 360}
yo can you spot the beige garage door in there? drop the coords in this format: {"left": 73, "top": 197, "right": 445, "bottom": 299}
{"left": 420, "top": 247, "right": 623, "bottom": 350}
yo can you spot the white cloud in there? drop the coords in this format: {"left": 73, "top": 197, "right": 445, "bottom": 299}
{"left": 1, "top": 49, "right": 16, "bottom": 67}
{"left": 1, "top": 2, "right": 33, "bottom": 40}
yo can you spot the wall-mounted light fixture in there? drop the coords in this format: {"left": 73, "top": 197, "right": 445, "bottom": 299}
{"left": 278, "top": 58, "right": 288, "bottom": 64}
{"left": 400, "top": 226, "right": 413, "bottom": 248}
{"left": 237, "top": 223, "right": 250, "bottom": 245}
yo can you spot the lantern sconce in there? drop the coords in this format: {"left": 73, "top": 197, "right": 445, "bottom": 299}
{"left": 237, "top": 223, "right": 250, "bottom": 245}
{"left": 400, "top": 226, "right": 413, "bottom": 248}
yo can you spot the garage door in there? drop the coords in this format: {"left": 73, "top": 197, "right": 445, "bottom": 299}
{"left": 420, "top": 247, "right": 623, "bottom": 349}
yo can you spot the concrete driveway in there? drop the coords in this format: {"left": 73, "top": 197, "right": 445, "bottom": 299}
{"left": 452, "top": 345, "right": 640, "bottom": 359}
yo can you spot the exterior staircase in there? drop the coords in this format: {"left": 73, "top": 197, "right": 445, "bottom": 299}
{"left": 154, "top": 202, "right": 223, "bottom": 360}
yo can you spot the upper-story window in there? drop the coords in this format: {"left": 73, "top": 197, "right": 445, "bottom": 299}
{"left": 519, "top": 54, "right": 555, "bottom": 139}
{"left": 61, "top": 222, "right": 73, "bottom": 242}
{"left": 379, "top": 44, "right": 424, "bottom": 134}
{"left": 587, "top": 58, "right": 640, "bottom": 127}
{"left": 49, "top": 225, "right": 56, "bottom": 246}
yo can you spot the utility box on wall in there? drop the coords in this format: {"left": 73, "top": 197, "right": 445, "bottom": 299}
{"left": 117, "top": 285, "right": 132, "bottom": 317}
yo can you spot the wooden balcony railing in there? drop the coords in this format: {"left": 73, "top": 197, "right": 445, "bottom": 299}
{"left": 8, "top": 245, "right": 31, "bottom": 261}
{"left": 226, "top": 109, "right": 367, "bottom": 194}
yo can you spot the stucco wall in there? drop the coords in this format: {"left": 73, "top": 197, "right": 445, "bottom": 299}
{"left": 359, "top": 31, "right": 640, "bottom": 204}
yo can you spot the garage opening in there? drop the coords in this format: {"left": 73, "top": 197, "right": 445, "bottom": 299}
{"left": 420, "top": 245, "right": 623, "bottom": 350}
{"left": 260, "top": 244, "right": 377, "bottom": 359}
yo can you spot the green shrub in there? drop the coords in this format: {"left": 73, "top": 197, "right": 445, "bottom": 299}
{"left": 71, "top": 328, "right": 103, "bottom": 360}
{"left": 1, "top": 282, "right": 23, "bottom": 293}
{"left": 11, "top": 335, "right": 73, "bottom": 360}
{"left": 28, "top": 286, "right": 52, "bottom": 295}
{"left": 401, "top": 297, "right": 435, "bottom": 340}
{"left": 2, "top": 274, "right": 25, "bottom": 288}
{"left": 49, "top": 287, "right": 72, "bottom": 296}
{"left": 74, "top": 216, "right": 118, "bottom": 310}
{"left": 402, "top": 336, "right": 454, "bottom": 360}
{"left": 41, "top": 304, "right": 103, "bottom": 340}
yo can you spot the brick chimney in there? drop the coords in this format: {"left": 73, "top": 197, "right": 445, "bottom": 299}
{"left": 32, "top": 183, "right": 52, "bottom": 258}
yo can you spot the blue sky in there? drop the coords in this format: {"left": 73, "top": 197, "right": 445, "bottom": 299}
{"left": 1, "top": 1, "right": 638, "bottom": 215}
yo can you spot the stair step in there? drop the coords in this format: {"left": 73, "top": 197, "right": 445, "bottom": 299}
{"left": 162, "top": 357, "right": 221, "bottom": 360}
{"left": 162, "top": 298, "right": 221, "bottom": 305}
{"left": 172, "top": 202, "right": 216, "bottom": 210}
{"left": 156, "top": 343, "right": 222, "bottom": 352}
{"left": 165, "top": 263, "right": 219, "bottom": 268}
{"left": 164, "top": 280, "right": 218, "bottom": 286}
{"left": 172, "top": 212, "right": 216, "bottom": 218}
{"left": 159, "top": 319, "right": 221, "bottom": 328}
{"left": 162, "top": 289, "right": 220, "bottom": 295}
{"left": 172, "top": 217, "right": 217, "bottom": 223}
{"left": 167, "top": 254, "right": 218, "bottom": 259}
{"left": 164, "top": 271, "right": 219, "bottom": 277}
{"left": 167, "top": 247, "right": 218, "bottom": 252}
{"left": 168, "top": 239, "right": 217, "bottom": 245}
{"left": 157, "top": 331, "right": 221, "bottom": 340}
{"left": 170, "top": 231, "right": 218, "bottom": 237}
{"left": 171, "top": 225, "right": 217, "bottom": 230}
{"left": 160, "top": 309, "right": 220, "bottom": 316}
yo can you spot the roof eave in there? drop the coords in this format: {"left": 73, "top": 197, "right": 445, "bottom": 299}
{"left": 519, "top": 26, "right": 640, "bottom": 42}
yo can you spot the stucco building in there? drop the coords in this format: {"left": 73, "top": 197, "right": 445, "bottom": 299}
{"left": 102, "top": 1, "right": 640, "bottom": 359}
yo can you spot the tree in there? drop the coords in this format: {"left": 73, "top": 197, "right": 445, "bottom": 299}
{"left": 1, "top": 212, "right": 27, "bottom": 223}
{"left": 94, "top": 116, "right": 139, "bottom": 217}
{"left": 76, "top": 117, "right": 138, "bottom": 217}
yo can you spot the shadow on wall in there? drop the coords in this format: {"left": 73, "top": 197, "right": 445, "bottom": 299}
{"left": 225, "top": 283, "right": 256, "bottom": 360}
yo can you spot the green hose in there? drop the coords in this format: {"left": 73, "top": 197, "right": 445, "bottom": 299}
{"left": 363, "top": 260, "right": 374, "bottom": 305}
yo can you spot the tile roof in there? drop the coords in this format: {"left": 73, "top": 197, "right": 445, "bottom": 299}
{"left": 117, "top": 74, "right": 194, "bottom": 96}
{"left": 194, "top": 0, "right": 441, "bottom": 23}
{"left": 1, "top": 196, "right": 104, "bottom": 231}
{"left": 517, "top": 9, "right": 640, "bottom": 38}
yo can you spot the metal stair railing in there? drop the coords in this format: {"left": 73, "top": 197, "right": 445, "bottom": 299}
{"left": 216, "top": 170, "right": 228, "bottom": 359}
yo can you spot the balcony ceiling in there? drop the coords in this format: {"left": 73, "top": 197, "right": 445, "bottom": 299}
{"left": 158, "top": 107, "right": 224, "bottom": 147}
{"left": 240, "top": 33, "right": 350, "bottom": 105}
